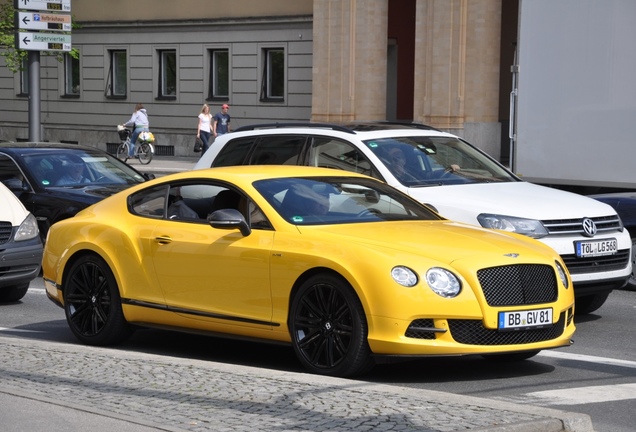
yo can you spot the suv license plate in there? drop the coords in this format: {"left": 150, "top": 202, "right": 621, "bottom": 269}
{"left": 575, "top": 238, "right": 617, "bottom": 257}
{"left": 498, "top": 308, "right": 553, "bottom": 331}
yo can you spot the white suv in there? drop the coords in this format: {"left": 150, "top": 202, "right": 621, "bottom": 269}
{"left": 195, "top": 122, "right": 632, "bottom": 314}
{"left": 0, "top": 182, "right": 42, "bottom": 302}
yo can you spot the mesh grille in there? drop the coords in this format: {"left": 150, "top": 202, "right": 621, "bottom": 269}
{"left": 477, "top": 264, "right": 558, "bottom": 306}
{"left": 561, "top": 250, "right": 630, "bottom": 274}
{"left": 0, "top": 222, "right": 12, "bottom": 244}
{"left": 448, "top": 313, "right": 566, "bottom": 345}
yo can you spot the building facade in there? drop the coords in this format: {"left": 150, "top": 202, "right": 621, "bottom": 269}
{"left": 0, "top": 0, "right": 516, "bottom": 159}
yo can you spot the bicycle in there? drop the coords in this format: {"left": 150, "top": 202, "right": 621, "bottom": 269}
{"left": 116, "top": 125, "right": 154, "bottom": 165}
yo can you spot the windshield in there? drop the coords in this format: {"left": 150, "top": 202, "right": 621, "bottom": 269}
{"left": 24, "top": 149, "right": 146, "bottom": 188}
{"left": 254, "top": 176, "right": 442, "bottom": 225}
{"left": 363, "top": 136, "right": 517, "bottom": 187}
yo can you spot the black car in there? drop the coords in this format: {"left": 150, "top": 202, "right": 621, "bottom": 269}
{"left": 0, "top": 143, "right": 151, "bottom": 240}
{"left": 591, "top": 192, "right": 636, "bottom": 290}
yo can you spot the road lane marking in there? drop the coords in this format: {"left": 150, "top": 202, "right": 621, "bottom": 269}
{"left": 498, "top": 383, "right": 636, "bottom": 405}
{"left": 539, "top": 350, "right": 636, "bottom": 369}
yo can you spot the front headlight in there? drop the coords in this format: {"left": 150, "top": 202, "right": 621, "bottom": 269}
{"left": 555, "top": 261, "right": 569, "bottom": 289}
{"left": 391, "top": 266, "right": 418, "bottom": 287}
{"left": 426, "top": 268, "right": 462, "bottom": 298}
{"left": 477, "top": 213, "right": 548, "bottom": 239}
{"left": 15, "top": 213, "right": 40, "bottom": 242}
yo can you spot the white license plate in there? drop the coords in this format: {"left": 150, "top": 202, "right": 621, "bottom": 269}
{"left": 498, "top": 308, "right": 553, "bottom": 330}
{"left": 575, "top": 238, "right": 617, "bottom": 257}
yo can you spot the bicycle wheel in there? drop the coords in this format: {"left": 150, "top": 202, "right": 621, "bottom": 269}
{"left": 116, "top": 142, "right": 129, "bottom": 162}
{"left": 137, "top": 143, "right": 153, "bottom": 164}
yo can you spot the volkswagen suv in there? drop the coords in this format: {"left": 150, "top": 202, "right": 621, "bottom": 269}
{"left": 194, "top": 122, "right": 631, "bottom": 314}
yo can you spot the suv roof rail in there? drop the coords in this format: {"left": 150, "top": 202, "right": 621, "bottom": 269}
{"left": 234, "top": 122, "right": 356, "bottom": 134}
{"left": 345, "top": 121, "right": 441, "bottom": 132}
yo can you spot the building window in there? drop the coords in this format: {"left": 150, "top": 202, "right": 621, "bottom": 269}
{"left": 208, "top": 49, "right": 229, "bottom": 100}
{"left": 64, "top": 53, "right": 80, "bottom": 96}
{"left": 106, "top": 50, "right": 127, "bottom": 97}
{"left": 20, "top": 57, "right": 29, "bottom": 95}
{"left": 260, "top": 48, "right": 285, "bottom": 101}
{"left": 158, "top": 50, "right": 177, "bottom": 98}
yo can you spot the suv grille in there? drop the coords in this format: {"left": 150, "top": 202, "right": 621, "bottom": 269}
{"left": 542, "top": 215, "right": 622, "bottom": 235}
{"left": 477, "top": 264, "right": 558, "bottom": 306}
{"left": 561, "top": 250, "right": 630, "bottom": 274}
{"left": 0, "top": 222, "right": 12, "bottom": 244}
{"left": 448, "top": 313, "right": 566, "bottom": 345}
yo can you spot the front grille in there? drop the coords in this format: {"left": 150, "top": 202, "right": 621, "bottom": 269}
{"left": 542, "top": 215, "right": 622, "bottom": 235}
{"left": 561, "top": 250, "right": 630, "bottom": 274}
{"left": 448, "top": 313, "right": 566, "bottom": 345}
{"left": 477, "top": 264, "right": 557, "bottom": 306}
{"left": 0, "top": 222, "right": 12, "bottom": 244}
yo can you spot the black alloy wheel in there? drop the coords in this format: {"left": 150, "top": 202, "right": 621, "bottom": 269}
{"left": 289, "top": 273, "right": 373, "bottom": 377}
{"left": 63, "top": 255, "right": 132, "bottom": 345}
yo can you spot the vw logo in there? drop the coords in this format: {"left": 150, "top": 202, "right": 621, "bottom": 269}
{"left": 582, "top": 218, "right": 597, "bottom": 237}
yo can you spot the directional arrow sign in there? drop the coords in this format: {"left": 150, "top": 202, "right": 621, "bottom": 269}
{"left": 16, "top": 12, "right": 72, "bottom": 31}
{"left": 16, "top": 31, "right": 71, "bottom": 52}
{"left": 13, "top": 0, "right": 71, "bottom": 13}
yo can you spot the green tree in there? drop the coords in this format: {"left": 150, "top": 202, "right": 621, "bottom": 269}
{"left": 1, "top": 1, "right": 79, "bottom": 73}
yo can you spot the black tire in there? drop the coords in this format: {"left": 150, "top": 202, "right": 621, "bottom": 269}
{"left": 63, "top": 255, "right": 133, "bottom": 345}
{"left": 289, "top": 273, "right": 374, "bottom": 377}
{"left": 483, "top": 350, "right": 540, "bottom": 362}
{"left": 116, "top": 143, "right": 129, "bottom": 162}
{"left": 575, "top": 291, "right": 610, "bottom": 315}
{"left": 138, "top": 143, "right": 153, "bottom": 165}
{"left": 0, "top": 283, "right": 29, "bottom": 303}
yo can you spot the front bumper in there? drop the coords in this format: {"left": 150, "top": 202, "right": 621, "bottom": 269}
{"left": 0, "top": 239, "right": 43, "bottom": 289}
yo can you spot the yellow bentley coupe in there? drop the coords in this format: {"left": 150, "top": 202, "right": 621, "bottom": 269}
{"left": 43, "top": 166, "right": 575, "bottom": 377}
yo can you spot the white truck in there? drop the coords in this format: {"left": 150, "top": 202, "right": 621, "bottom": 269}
{"left": 511, "top": 0, "right": 636, "bottom": 191}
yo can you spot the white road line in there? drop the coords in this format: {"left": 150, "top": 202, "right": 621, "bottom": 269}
{"left": 27, "top": 288, "right": 46, "bottom": 294}
{"left": 539, "top": 350, "right": 636, "bottom": 369}
{"left": 499, "top": 383, "right": 636, "bottom": 406}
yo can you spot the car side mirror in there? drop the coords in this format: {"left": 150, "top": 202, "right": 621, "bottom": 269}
{"left": 207, "top": 208, "right": 251, "bottom": 236}
{"left": 144, "top": 173, "right": 156, "bottom": 180}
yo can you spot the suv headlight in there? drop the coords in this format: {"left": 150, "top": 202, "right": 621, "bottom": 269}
{"left": 15, "top": 213, "right": 39, "bottom": 241}
{"left": 477, "top": 213, "right": 548, "bottom": 239}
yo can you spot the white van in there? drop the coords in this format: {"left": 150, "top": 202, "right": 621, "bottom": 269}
{"left": 0, "top": 182, "right": 42, "bottom": 302}
{"left": 195, "top": 122, "right": 632, "bottom": 314}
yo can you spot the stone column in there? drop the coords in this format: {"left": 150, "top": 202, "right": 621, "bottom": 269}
{"left": 312, "top": 0, "right": 388, "bottom": 122}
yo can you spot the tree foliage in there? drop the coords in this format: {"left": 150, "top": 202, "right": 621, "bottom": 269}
{"left": 1, "top": 0, "right": 79, "bottom": 73}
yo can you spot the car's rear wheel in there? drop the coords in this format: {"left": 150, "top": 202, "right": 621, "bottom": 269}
{"left": 0, "top": 283, "right": 29, "bottom": 303}
{"left": 289, "top": 273, "right": 374, "bottom": 377}
{"left": 63, "top": 254, "right": 132, "bottom": 345}
{"left": 575, "top": 291, "right": 610, "bottom": 315}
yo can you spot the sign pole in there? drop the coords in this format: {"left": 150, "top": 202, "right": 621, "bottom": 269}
{"left": 28, "top": 50, "right": 41, "bottom": 142}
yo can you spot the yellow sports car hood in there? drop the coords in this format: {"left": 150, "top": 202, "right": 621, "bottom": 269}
{"left": 297, "top": 220, "right": 557, "bottom": 264}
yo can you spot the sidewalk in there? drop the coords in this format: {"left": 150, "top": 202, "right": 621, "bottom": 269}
{"left": 125, "top": 155, "right": 200, "bottom": 176}
{"left": 0, "top": 335, "right": 594, "bottom": 432}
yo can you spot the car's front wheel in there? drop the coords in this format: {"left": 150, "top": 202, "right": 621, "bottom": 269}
{"left": 289, "top": 273, "right": 374, "bottom": 377}
{"left": 575, "top": 291, "right": 610, "bottom": 315}
{"left": 63, "top": 254, "right": 133, "bottom": 345}
{"left": 0, "top": 283, "right": 29, "bottom": 303}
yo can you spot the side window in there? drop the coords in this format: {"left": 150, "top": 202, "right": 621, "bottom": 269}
{"left": 309, "top": 137, "right": 375, "bottom": 177}
{"left": 0, "top": 155, "right": 27, "bottom": 191}
{"left": 158, "top": 49, "right": 177, "bottom": 99}
{"left": 63, "top": 52, "right": 80, "bottom": 96}
{"left": 250, "top": 135, "right": 307, "bottom": 165}
{"left": 211, "top": 137, "right": 256, "bottom": 167}
{"left": 129, "top": 184, "right": 168, "bottom": 218}
{"left": 208, "top": 48, "right": 229, "bottom": 100}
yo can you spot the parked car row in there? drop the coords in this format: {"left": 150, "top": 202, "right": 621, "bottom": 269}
{"left": 1, "top": 123, "right": 632, "bottom": 376}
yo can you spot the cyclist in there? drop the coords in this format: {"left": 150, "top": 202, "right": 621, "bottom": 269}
{"left": 122, "top": 103, "right": 150, "bottom": 158}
